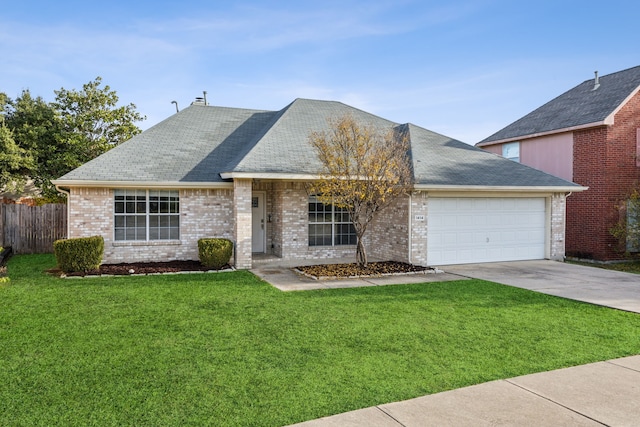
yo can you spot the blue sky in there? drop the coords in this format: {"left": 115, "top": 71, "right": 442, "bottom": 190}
{"left": 1, "top": 0, "right": 638, "bottom": 144}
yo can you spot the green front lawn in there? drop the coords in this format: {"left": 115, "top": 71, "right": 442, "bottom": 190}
{"left": 570, "top": 259, "right": 640, "bottom": 274}
{"left": 2, "top": 255, "right": 639, "bottom": 426}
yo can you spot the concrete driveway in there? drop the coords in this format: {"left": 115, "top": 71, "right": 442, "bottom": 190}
{"left": 443, "top": 260, "right": 640, "bottom": 313}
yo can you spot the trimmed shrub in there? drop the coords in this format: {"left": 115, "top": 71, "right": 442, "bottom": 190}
{"left": 198, "top": 238, "right": 233, "bottom": 269}
{"left": 54, "top": 236, "right": 104, "bottom": 273}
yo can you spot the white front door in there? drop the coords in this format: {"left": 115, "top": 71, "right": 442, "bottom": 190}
{"left": 251, "top": 192, "right": 265, "bottom": 253}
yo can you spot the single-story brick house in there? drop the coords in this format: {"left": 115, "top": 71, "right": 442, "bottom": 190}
{"left": 52, "top": 98, "right": 585, "bottom": 268}
{"left": 476, "top": 65, "right": 640, "bottom": 261}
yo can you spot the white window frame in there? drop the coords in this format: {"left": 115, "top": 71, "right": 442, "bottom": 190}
{"left": 308, "top": 195, "right": 356, "bottom": 247}
{"left": 502, "top": 141, "right": 520, "bottom": 162}
{"left": 114, "top": 189, "right": 180, "bottom": 241}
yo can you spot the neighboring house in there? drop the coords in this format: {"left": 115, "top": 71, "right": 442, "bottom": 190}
{"left": 52, "top": 98, "right": 583, "bottom": 268}
{"left": 477, "top": 65, "right": 640, "bottom": 261}
{"left": 0, "top": 180, "right": 41, "bottom": 205}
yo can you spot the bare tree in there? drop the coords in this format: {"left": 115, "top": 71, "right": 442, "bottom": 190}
{"left": 309, "top": 115, "right": 413, "bottom": 267}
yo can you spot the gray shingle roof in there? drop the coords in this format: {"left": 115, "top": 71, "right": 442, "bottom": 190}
{"left": 55, "top": 98, "right": 580, "bottom": 189}
{"left": 232, "top": 98, "right": 397, "bottom": 175}
{"left": 407, "top": 124, "right": 576, "bottom": 187}
{"left": 480, "top": 65, "right": 640, "bottom": 144}
{"left": 57, "top": 105, "right": 278, "bottom": 183}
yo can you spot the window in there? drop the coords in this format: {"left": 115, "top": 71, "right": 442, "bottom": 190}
{"left": 502, "top": 142, "right": 520, "bottom": 162}
{"left": 114, "top": 189, "right": 179, "bottom": 241}
{"left": 308, "top": 195, "right": 356, "bottom": 246}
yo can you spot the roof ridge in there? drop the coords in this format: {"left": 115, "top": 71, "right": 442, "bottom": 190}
{"left": 292, "top": 97, "right": 400, "bottom": 126}
{"left": 578, "top": 64, "right": 640, "bottom": 85}
{"left": 222, "top": 100, "right": 297, "bottom": 172}
{"left": 479, "top": 64, "right": 640, "bottom": 145}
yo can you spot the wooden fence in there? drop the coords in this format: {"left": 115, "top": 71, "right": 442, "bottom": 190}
{"left": 0, "top": 203, "right": 67, "bottom": 254}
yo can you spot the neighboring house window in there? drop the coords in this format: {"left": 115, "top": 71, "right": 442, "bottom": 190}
{"left": 308, "top": 195, "right": 356, "bottom": 246}
{"left": 114, "top": 189, "right": 180, "bottom": 241}
{"left": 502, "top": 142, "right": 520, "bottom": 162}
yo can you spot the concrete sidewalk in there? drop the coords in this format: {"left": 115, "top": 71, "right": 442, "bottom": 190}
{"left": 256, "top": 259, "right": 640, "bottom": 426}
{"left": 289, "top": 355, "right": 640, "bottom": 426}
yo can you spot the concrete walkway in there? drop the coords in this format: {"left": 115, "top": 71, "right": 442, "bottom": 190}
{"left": 253, "top": 259, "right": 640, "bottom": 426}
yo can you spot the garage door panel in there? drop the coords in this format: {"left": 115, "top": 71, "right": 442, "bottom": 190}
{"left": 427, "top": 197, "right": 546, "bottom": 265}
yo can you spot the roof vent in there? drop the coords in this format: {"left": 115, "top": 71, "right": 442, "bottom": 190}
{"left": 592, "top": 71, "right": 600, "bottom": 91}
{"left": 192, "top": 91, "right": 209, "bottom": 106}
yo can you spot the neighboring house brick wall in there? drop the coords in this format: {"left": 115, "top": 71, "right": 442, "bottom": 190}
{"left": 569, "top": 126, "right": 615, "bottom": 259}
{"left": 68, "top": 187, "right": 235, "bottom": 264}
{"left": 569, "top": 91, "right": 640, "bottom": 260}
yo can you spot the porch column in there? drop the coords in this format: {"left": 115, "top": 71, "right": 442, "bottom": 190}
{"left": 549, "top": 193, "right": 567, "bottom": 261}
{"left": 409, "top": 191, "right": 429, "bottom": 266}
{"left": 233, "top": 178, "right": 252, "bottom": 269}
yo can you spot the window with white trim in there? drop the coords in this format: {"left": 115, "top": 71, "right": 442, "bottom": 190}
{"left": 114, "top": 189, "right": 180, "bottom": 241}
{"left": 308, "top": 195, "right": 356, "bottom": 246}
{"left": 502, "top": 142, "right": 520, "bottom": 162}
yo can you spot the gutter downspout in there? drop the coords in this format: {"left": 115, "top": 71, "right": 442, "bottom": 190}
{"left": 55, "top": 185, "right": 71, "bottom": 239}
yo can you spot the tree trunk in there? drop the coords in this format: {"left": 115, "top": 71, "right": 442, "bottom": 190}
{"left": 356, "top": 234, "right": 367, "bottom": 267}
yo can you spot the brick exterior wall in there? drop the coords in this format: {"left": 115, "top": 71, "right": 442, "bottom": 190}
{"left": 410, "top": 192, "right": 429, "bottom": 266}
{"left": 68, "top": 187, "right": 234, "bottom": 264}
{"left": 271, "top": 182, "right": 357, "bottom": 261}
{"left": 550, "top": 194, "right": 567, "bottom": 260}
{"left": 568, "top": 90, "right": 640, "bottom": 260}
{"left": 67, "top": 182, "right": 568, "bottom": 267}
{"left": 233, "top": 179, "right": 253, "bottom": 269}
{"left": 368, "top": 196, "right": 410, "bottom": 263}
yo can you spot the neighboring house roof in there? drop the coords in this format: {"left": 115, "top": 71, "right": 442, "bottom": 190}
{"left": 53, "top": 98, "right": 582, "bottom": 191}
{"left": 478, "top": 65, "right": 640, "bottom": 145}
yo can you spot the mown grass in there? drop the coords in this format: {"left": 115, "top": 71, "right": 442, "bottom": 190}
{"left": 570, "top": 259, "right": 640, "bottom": 274}
{"left": 2, "top": 254, "right": 639, "bottom": 426}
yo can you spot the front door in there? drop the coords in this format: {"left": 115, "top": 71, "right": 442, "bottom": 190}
{"left": 251, "top": 192, "right": 265, "bottom": 253}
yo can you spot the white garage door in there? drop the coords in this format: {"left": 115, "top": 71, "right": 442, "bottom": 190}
{"left": 427, "top": 197, "right": 546, "bottom": 265}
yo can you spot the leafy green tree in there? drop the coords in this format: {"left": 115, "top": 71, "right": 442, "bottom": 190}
{"left": 0, "top": 93, "right": 35, "bottom": 192}
{"left": 5, "top": 90, "right": 64, "bottom": 196}
{"left": 52, "top": 77, "right": 145, "bottom": 161}
{"left": 2, "top": 77, "right": 145, "bottom": 197}
{"left": 611, "top": 189, "right": 640, "bottom": 255}
{"left": 0, "top": 121, "right": 34, "bottom": 193}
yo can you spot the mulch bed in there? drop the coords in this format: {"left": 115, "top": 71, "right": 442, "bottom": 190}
{"left": 295, "top": 261, "right": 433, "bottom": 279}
{"left": 48, "top": 260, "right": 232, "bottom": 277}
{"left": 46, "top": 259, "right": 431, "bottom": 279}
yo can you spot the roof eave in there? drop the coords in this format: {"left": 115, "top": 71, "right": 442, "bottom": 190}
{"left": 603, "top": 83, "right": 640, "bottom": 125}
{"left": 476, "top": 120, "right": 610, "bottom": 147}
{"left": 51, "top": 179, "right": 234, "bottom": 189}
{"left": 220, "top": 172, "right": 320, "bottom": 180}
{"left": 413, "top": 184, "right": 588, "bottom": 193}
